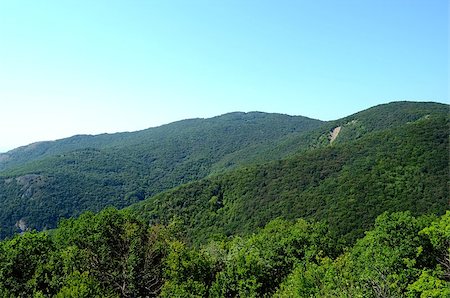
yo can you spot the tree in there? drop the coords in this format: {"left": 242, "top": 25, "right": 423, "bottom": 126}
{"left": 0, "top": 232, "right": 53, "bottom": 297}
{"left": 54, "top": 208, "right": 169, "bottom": 297}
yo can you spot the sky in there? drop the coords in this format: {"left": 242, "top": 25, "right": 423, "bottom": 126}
{"left": 0, "top": 0, "right": 448, "bottom": 153}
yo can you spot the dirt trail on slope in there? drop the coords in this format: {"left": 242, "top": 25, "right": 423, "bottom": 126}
{"left": 329, "top": 126, "right": 341, "bottom": 144}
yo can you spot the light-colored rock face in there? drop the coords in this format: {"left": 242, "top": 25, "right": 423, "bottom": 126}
{"left": 15, "top": 174, "right": 42, "bottom": 186}
{"left": 15, "top": 219, "right": 27, "bottom": 232}
{"left": 15, "top": 175, "right": 47, "bottom": 199}
{"left": 3, "top": 174, "right": 44, "bottom": 187}
{"left": 329, "top": 126, "right": 341, "bottom": 144}
{"left": 2, "top": 174, "right": 47, "bottom": 200}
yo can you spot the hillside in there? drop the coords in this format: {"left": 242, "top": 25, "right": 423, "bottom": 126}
{"left": 0, "top": 112, "right": 322, "bottom": 238}
{"left": 0, "top": 101, "right": 448, "bottom": 297}
{"left": 0, "top": 102, "right": 447, "bottom": 240}
{"left": 210, "top": 101, "right": 449, "bottom": 170}
{"left": 0, "top": 112, "right": 322, "bottom": 172}
{"left": 1, "top": 203, "right": 448, "bottom": 297}
{"left": 130, "top": 104, "right": 449, "bottom": 245}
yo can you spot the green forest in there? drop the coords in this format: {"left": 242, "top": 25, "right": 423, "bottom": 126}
{"left": 0, "top": 112, "right": 323, "bottom": 238}
{"left": 0, "top": 208, "right": 449, "bottom": 297}
{"left": 131, "top": 113, "right": 448, "bottom": 245}
{"left": 0, "top": 101, "right": 449, "bottom": 297}
{"left": 0, "top": 102, "right": 446, "bottom": 239}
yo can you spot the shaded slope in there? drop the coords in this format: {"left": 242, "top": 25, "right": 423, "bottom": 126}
{"left": 0, "top": 112, "right": 322, "bottom": 238}
{"left": 210, "top": 101, "right": 449, "bottom": 172}
{"left": 0, "top": 112, "right": 322, "bottom": 172}
{"left": 131, "top": 113, "right": 449, "bottom": 245}
{"left": 0, "top": 101, "right": 447, "bottom": 239}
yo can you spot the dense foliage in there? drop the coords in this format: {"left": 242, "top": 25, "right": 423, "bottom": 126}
{"left": 0, "top": 112, "right": 322, "bottom": 238}
{"left": 0, "top": 209, "right": 448, "bottom": 297}
{"left": 273, "top": 211, "right": 450, "bottom": 298}
{"left": 0, "top": 112, "right": 322, "bottom": 172}
{"left": 0, "top": 101, "right": 448, "bottom": 296}
{"left": 0, "top": 208, "right": 173, "bottom": 297}
{"left": 131, "top": 113, "right": 449, "bottom": 245}
{"left": 1, "top": 102, "right": 446, "bottom": 239}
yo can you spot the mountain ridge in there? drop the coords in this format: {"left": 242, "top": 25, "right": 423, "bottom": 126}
{"left": 0, "top": 111, "right": 324, "bottom": 237}
{"left": 0, "top": 101, "right": 447, "bottom": 239}
{"left": 0, "top": 111, "right": 321, "bottom": 172}
{"left": 130, "top": 111, "right": 449, "bottom": 245}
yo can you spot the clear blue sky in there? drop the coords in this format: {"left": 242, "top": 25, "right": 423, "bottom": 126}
{"left": 0, "top": 0, "right": 448, "bottom": 152}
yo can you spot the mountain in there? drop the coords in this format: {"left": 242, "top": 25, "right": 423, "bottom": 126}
{"left": 0, "top": 101, "right": 447, "bottom": 240}
{"left": 0, "top": 101, "right": 448, "bottom": 297}
{"left": 0, "top": 112, "right": 322, "bottom": 172}
{"left": 130, "top": 101, "right": 449, "bottom": 245}
{"left": 0, "top": 112, "right": 322, "bottom": 238}
{"left": 210, "top": 101, "right": 449, "bottom": 170}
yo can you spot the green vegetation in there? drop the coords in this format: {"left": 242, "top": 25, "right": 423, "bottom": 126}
{"left": 0, "top": 208, "right": 173, "bottom": 297}
{"left": 0, "top": 208, "right": 448, "bottom": 297}
{"left": 0, "top": 112, "right": 322, "bottom": 238}
{"left": 0, "top": 112, "right": 322, "bottom": 172}
{"left": 0, "top": 101, "right": 448, "bottom": 296}
{"left": 131, "top": 113, "right": 449, "bottom": 245}
{"left": 273, "top": 212, "right": 450, "bottom": 298}
{"left": 0, "top": 102, "right": 447, "bottom": 239}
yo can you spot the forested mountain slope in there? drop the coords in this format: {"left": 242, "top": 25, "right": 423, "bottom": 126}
{"left": 211, "top": 101, "right": 448, "bottom": 170}
{"left": 0, "top": 101, "right": 448, "bottom": 297}
{"left": 1, "top": 206, "right": 448, "bottom": 297}
{"left": 131, "top": 110, "right": 449, "bottom": 245}
{"left": 0, "top": 112, "right": 322, "bottom": 171}
{"left": 0, "top": 101, "right": 447, "bottom": 239}
{"left": 0, "top": 112, "right": 322, "bottom": 238}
